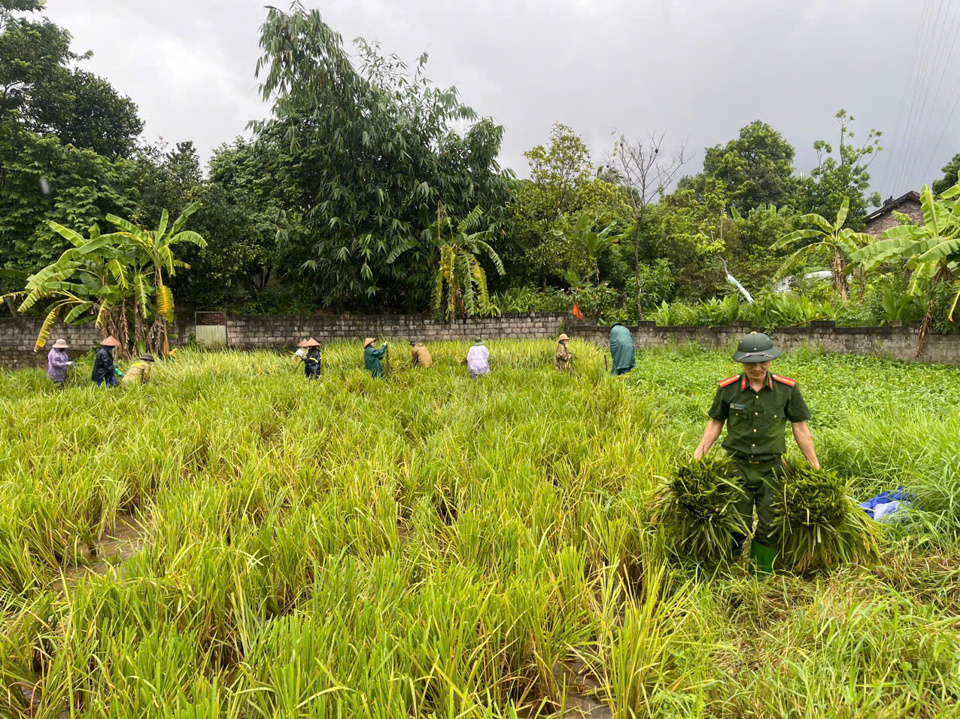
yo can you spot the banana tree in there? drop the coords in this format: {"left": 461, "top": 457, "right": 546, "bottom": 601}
{"left": 851, "top": 183, "right": 960, "bottom": 353}
{"left": 773, "top": 197, "right": 873, "bottom": 301}
{"left": 1, "top": 223, "right": 136, "bottom": 355}
{"left": 407, "top": 203, "right": 505, "bottom": 320}
{"left": 554, "top": 213, "right": 631, "bottom": 284}
{"left": 106, "top": 202, "right": 206, "bottom": 354}
{"left": 1, "top": 204, "right": 205, "bottom": 356}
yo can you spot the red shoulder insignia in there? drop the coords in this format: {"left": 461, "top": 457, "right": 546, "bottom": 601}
{"left": 772, "top": 374, "right": 796, "bottom": 387}
{"left": 718, "top": 376, "right": 740, "bottom": 388}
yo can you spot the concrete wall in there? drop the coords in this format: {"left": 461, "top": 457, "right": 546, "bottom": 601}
{"left": 4, "top": 314, "right": 960, "bottom": 369}
{"left": 570, "top": 320, "right": 960, "bottom": 365}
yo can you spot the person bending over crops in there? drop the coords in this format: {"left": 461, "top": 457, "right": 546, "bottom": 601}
{"left": 555, "top": 334, "right": 573, "bottom": 373}
{"left": 364, "top": 338, "right": 388, "bottom": 378}
{"left": 122, "top": 354, "right": 154, "bottom": 386}
{"left": 298, "top": 338, "right": 322, "bottom": 379}
{"left": 609, "top": 323, "right": 635, "bottom": 375}
{"left": 467, "top": 337, "right": 490, "bottom": 379}
{"left": 47, "top": 338, "right": 74, "bottom": 388}
{"left": 693, "top": 332, "right": 820, "bottom": 574}
{"left": 91, "top": 337, "right": 122, "bottom": 388}
{"left": 410, "top": 340, "right": 433, "bottom": 368}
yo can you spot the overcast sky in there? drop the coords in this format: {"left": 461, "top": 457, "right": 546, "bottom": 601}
{"left": 46, "top": 0, "right": 960, "bottom": 202}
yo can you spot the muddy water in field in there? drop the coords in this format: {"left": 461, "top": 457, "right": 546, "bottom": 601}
{"left": 16, "top": 515, "right": 148, "bottom": 716}
{"left": 53, "top": 513, "right": 146, "bottom": 595}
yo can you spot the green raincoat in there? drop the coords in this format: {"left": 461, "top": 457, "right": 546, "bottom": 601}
{"left": 364, "top": 344, "right": 387, "bottom": 378}
{"left": 609, "top": 324, "right": 635, "bottom": 376}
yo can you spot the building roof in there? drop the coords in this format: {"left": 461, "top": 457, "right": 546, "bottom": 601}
{"left": 864, "top": 190, "right": 920, "bottom": 225}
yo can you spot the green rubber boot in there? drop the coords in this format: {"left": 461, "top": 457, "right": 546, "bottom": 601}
{"left": 750, "top": 540, "right": 777, "bottom": 576}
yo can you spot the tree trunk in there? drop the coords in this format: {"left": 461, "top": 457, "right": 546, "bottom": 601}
{"left": 917, "top": 297, "right": 935, "bottom": 357}
{"left": 634, "top": 224, "right": 644, "bottom": 321}
{"left": 833, "top": 250, "right": 848, "bottom": 301}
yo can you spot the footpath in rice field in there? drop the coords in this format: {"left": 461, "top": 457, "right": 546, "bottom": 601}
{"left": 1, "top": 340, "right": 959, "bottom": 718}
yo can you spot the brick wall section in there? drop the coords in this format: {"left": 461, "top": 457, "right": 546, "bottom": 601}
{"left": 4, "top": 314, "right": 960, "bottom": 368}
{"left": 864, "top": 199, "right": 923, "bottom": 238}
{"left": 222, "top": 313, "right": 569, "bottom": 348}
{"left": 570, "top": 320, "right": 960, "bottom": 365}
{"left": 0, "top": 313, "right": 568, "bottom": 368}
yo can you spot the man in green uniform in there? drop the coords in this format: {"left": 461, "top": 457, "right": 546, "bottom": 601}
{"left": 609, "top": 323, "right": 635, "bottom": 375}
{"left": 693, "top": 332, "right": 820, "bottom": 574}
{"left": 363, "top": 337, "right": 388, "bottom": 378}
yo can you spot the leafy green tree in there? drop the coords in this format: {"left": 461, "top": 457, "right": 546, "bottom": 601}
{"left": 658, "top": 179, "right": 737, "bottom": 298}
{"left": 775, "top": 197, "right": 873, "bottom": 300}
{"left": 798, "top": 110, "right": 882, "bottom": 229}
{"left": 852, "top": 183, "right": 960, "bottom": 352}
{"left": 509, "top": 123, "right": 628, "bottom": 289}
{"left": 0, "top": 0, "right": 142, "bottom": 157}
{"left": 0, "top": 126, "right": 140, "bottom": 272}
{"left": 255, "top": 5, "right": 512, "bottom": 311}
{"left": 932, "top": 153, "right": 960, "bottom": 197}
{"left": 697, "top": 120, "right": 799, "bottom": 213}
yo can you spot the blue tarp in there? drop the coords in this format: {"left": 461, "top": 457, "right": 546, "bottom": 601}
{"left": 859, "top": 488, "right": 914, "bottom": 521}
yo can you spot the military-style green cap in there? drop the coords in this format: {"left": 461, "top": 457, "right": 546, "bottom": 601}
{"left": 732, "top": 332, "right": 780, "bottom": 363}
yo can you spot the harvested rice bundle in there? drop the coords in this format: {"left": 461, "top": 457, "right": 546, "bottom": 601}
{"left": 772, "top": 465, "right": 881, "bottom": 573}
{"left": 657, "top": 455, "right": 748, "bottom": 565}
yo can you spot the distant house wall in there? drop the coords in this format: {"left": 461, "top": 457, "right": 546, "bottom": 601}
{"left": 864, "top": 196, "right": 923, "bottom": 237}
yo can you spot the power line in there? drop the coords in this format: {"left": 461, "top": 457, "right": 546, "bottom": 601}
{"left": 901, "top": 1, "right": 960, "bottom": 188}
{"left": 891, "top": 0, "right": 946, "bottom": 192}
{"left": 920, "top": 73, "right": 960, "bottom": 183}
{"left": 884, "top": 0, "right": 934, "bottom": 193}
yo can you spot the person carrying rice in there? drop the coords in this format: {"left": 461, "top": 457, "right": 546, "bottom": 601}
{"left": 693, "top": 332, "right": 820, "bottom": 573}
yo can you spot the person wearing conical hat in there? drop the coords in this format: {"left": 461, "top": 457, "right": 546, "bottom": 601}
{"left": 363, "top": 337, "right": 388, "bottom": 378}
{"left": 91, "top": 336, "right": 122, "bottom": 387}
{"left": 47, "top": 338, "right": 74, "bottom": 388}
{"left": 554, "top": 333, "right": 573, "bottom": 373}
{"left": 298, "top": 338, "right": 322, "bottom": 379}
{"left": 410, "top": 340, "right": 432, "bottom": 368}
{"left": 122, "top": 354, "right": 155, "bottom": 386}
{"left": 693, "top": 332, "right": 819, "bottom": 575}
{"left": 466, "top": 337, "right": 490, "bottom": 379}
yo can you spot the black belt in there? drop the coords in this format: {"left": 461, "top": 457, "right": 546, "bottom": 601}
{"left": 730, "top": 453, "right": 780, "bottom": 465}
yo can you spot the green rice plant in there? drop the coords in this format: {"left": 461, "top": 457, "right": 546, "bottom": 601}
{"left": 772, "top": 465, "right": 881, "bottom": 573}
{"left": 655, "top": 456, "right": 748, "bottom": 566}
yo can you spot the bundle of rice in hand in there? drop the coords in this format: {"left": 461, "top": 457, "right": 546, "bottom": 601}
{"left": 656, "top": 455, "right": 748, "bottom": 565}
{"left": 771, "top": 464, "right": 881, "bottom": 573}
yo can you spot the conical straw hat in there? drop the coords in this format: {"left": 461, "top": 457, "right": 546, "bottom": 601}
{"left": 297, "top": 338, "right": 320, "bottom": 348}
{"left": 100, "top": 336, "right": 121, "bottom": 347}
{"left": 363, "top": 338, "right": 376, "bottom": 348}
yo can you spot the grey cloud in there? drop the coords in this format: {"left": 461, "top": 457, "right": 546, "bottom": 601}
{"left": 46, "top": 0, "right": 960, "bottom": 197}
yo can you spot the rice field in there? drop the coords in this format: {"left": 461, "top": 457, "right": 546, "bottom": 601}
{"left": 1, "top": 340, "right": 959, "bottom": 718}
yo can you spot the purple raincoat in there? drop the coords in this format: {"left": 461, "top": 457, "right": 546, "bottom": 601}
{"left": 47, "top": 348, "right": 71, "bottom": 383}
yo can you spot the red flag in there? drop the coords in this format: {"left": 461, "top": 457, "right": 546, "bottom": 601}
{"left": 572, "top": 303, "right": 583, "bottom": 320}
